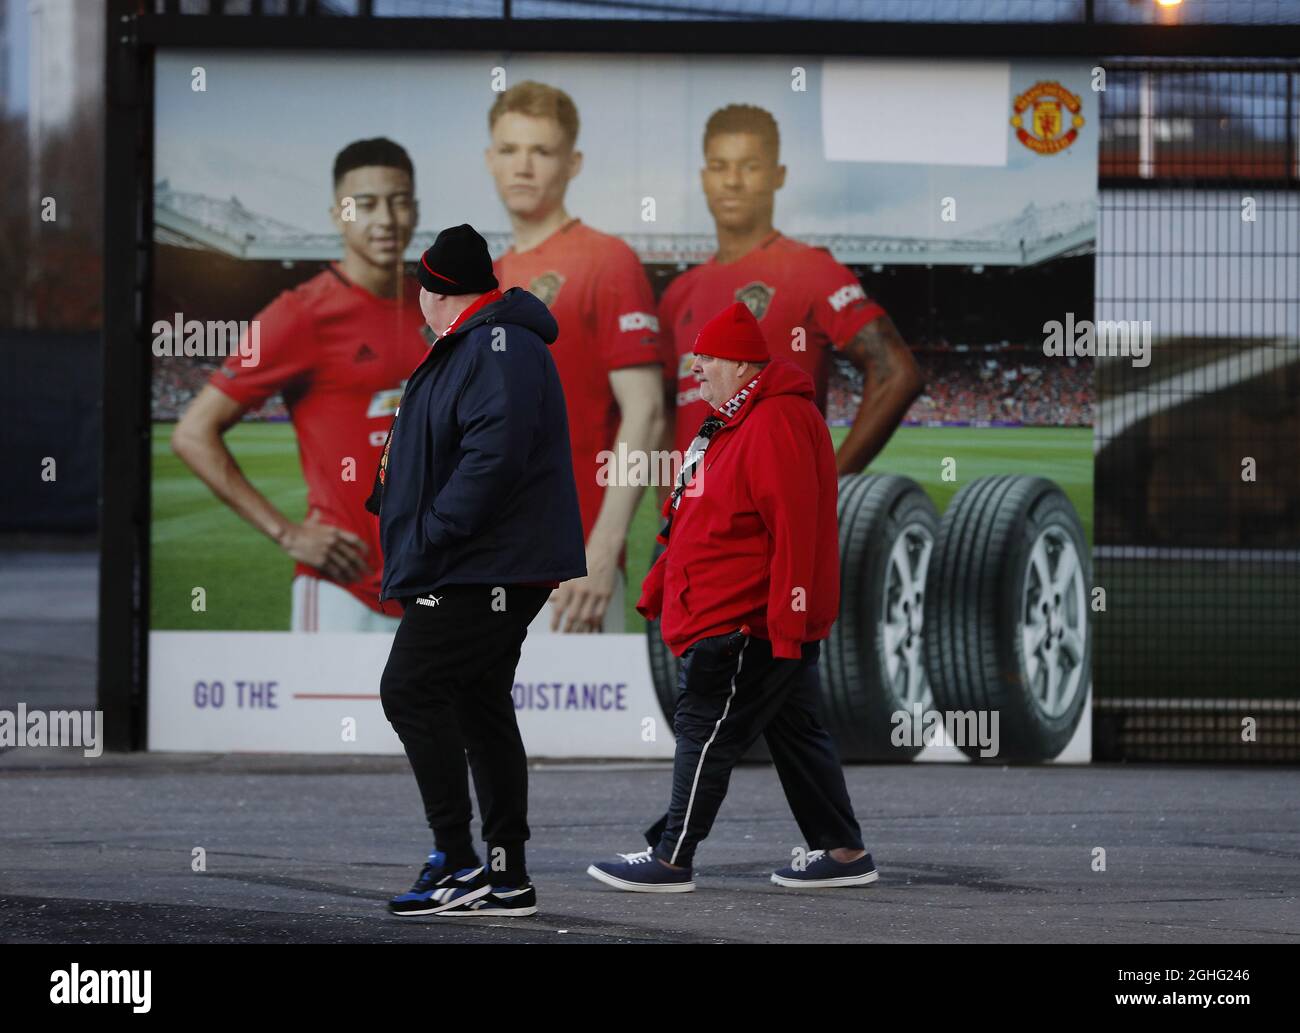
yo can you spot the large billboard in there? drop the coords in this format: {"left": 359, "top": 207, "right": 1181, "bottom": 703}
{"left": 149, "top": 50, "right": 1097, "bottom": 761}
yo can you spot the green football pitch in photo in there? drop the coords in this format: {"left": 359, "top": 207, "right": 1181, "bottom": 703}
{"left": 150, "top": 422, "right": 1093, "bottom": 635}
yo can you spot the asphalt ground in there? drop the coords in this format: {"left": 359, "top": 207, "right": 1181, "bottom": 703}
{"left": 2, "top": 546, "right": 1299, "bottom": 945}
{"left": 1, "top": 748, "right": 1297, "bottom": 945}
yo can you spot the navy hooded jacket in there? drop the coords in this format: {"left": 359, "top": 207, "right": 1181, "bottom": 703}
{"left": 364, "top": 287, "right": 586, "bottom": 601}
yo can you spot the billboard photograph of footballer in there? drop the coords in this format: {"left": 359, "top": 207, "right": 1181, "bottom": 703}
{"left": 646, "top": 103, "right": 928, "bottom": 747}
{"left": 486, "top": 81, "right": 666, "bottom": 635}
{"left": 169, "top": 138, "right": 428, "bottom": 632}
{"left": 145, "top": 51, "right": 1095, "bottom": 765}
{"left": 661, "top": 104, "right": 923, "bottom": 474}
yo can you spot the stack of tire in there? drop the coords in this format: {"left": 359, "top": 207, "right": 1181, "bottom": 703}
{"left": 645, "top": 474, "right": 1091, "bottom": 763}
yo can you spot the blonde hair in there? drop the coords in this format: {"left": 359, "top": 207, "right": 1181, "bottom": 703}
{"left": 488, "top": 80, "right": 580, "bottom": 150}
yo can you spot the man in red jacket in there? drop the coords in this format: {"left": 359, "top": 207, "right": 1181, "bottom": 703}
{"left": 587, "top": 302, "right": 876, "bottom": 893}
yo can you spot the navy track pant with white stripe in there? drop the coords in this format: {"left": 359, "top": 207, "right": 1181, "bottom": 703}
{"left": 644, "top": 630, "right": 864, "bottom": 868}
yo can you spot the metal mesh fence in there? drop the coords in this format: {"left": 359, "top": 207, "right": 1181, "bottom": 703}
{"left": 1094, "top": 59, "right": 1300, "bottom": 761}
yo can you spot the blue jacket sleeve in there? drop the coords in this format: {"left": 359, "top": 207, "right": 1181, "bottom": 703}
{"left": 422, "top": 334, "right": 544, "bottom": 547}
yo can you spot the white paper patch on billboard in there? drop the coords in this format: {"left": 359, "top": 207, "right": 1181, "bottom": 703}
{"left": 821, "top": 59, "right": 1011, "bottom": 167}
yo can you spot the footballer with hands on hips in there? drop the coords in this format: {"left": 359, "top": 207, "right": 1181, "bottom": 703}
{"left": 171, "top": 137, "right": 429, "bottom": 631}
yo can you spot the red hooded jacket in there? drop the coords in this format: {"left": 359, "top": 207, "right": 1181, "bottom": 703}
{"left": 637, "top": 357, "right": 840, "bottom": 659}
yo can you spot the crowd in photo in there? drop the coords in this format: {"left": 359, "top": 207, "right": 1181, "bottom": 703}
{"left": 153, "top": 348, "right": 1092, "bottom": 429}
{"left": 827, "top": 348, "right": 1092, "bottom": 427}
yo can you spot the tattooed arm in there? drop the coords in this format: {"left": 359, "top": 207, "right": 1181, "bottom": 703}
{"left": 834, "top": 315, "right": 925, "bottom": 476}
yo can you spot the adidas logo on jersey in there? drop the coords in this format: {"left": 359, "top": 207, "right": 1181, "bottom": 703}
{"left": 354, "top": 342, "right": 377, "bottom": 362}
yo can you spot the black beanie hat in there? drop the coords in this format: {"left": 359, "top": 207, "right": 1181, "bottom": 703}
{"left": 416, "top": 223, "right": 499, "bottom": 296}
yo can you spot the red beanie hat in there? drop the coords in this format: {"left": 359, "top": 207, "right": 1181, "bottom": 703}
{"left": 692, "top": 301, "right": 769, "bottom": 363}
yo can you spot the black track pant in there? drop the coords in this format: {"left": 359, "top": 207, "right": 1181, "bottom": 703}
{"left": 379, "top": 584, "right": 551, "bottom": 875}
{"left": 645, "top": 631, "right": 864, "bottom": 868}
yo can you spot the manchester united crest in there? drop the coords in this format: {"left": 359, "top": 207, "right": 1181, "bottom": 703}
{"left": 734, "top": 281, "right": 775, "bottom": 321}
{"left": 1011, "top": 81, "right": 1084, "bottom": 155}
{"left": 529, "top": 270, "right": 566, "bottom": 308}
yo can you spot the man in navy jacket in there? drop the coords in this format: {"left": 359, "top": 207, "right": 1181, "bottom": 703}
{"left": 367, "top": 224, "right": 585, "bottom": 918}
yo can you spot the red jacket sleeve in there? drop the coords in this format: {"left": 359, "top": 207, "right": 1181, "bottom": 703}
{"left": 747, "top": 402, "right": 825, "bottom": 659}
{"left": 636, "top": 544, "right": 668, "bottom": 621}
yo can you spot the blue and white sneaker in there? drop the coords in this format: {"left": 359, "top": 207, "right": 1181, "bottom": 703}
{"left": 771, "top": 849, "right": 878, "bottom": 888}
{"left": 587, "top": 848, "right": 695, "bottom": 893}
{"left": 437, "top": 880, "right": 538, "bottom": 918}
{"left": 388, "top": 851, "right": 491, "bottom": 916}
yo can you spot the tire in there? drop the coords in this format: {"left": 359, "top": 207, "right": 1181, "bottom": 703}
{"left": 821, "top": 474, "right": 939, "bottom": 761}
{"left": 923, "top": 475, "right": 1091, "bottom": 762}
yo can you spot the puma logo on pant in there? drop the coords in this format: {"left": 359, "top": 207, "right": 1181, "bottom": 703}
{"left": 415, "top": 595, "right": 444, "bottom": 608}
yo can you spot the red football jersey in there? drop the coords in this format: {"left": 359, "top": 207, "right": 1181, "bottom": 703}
{"left": 659, "top": 231, "right": 887, "bottom": 454}
{"left": 495, "top": 218, "right": 662, "bottom": 540}
{"left": 209, "top": 264, "right": 429, "bottom": 615}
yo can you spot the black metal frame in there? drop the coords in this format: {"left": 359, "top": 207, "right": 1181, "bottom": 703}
{"left": 135, "top": 16, "right": 1300, "bottom": 56}
{"left": 100, "top": 6, "right": 1300, "bottom": 749}
{"left": 102, "top": 1, "right": 154, "bottom": 751}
